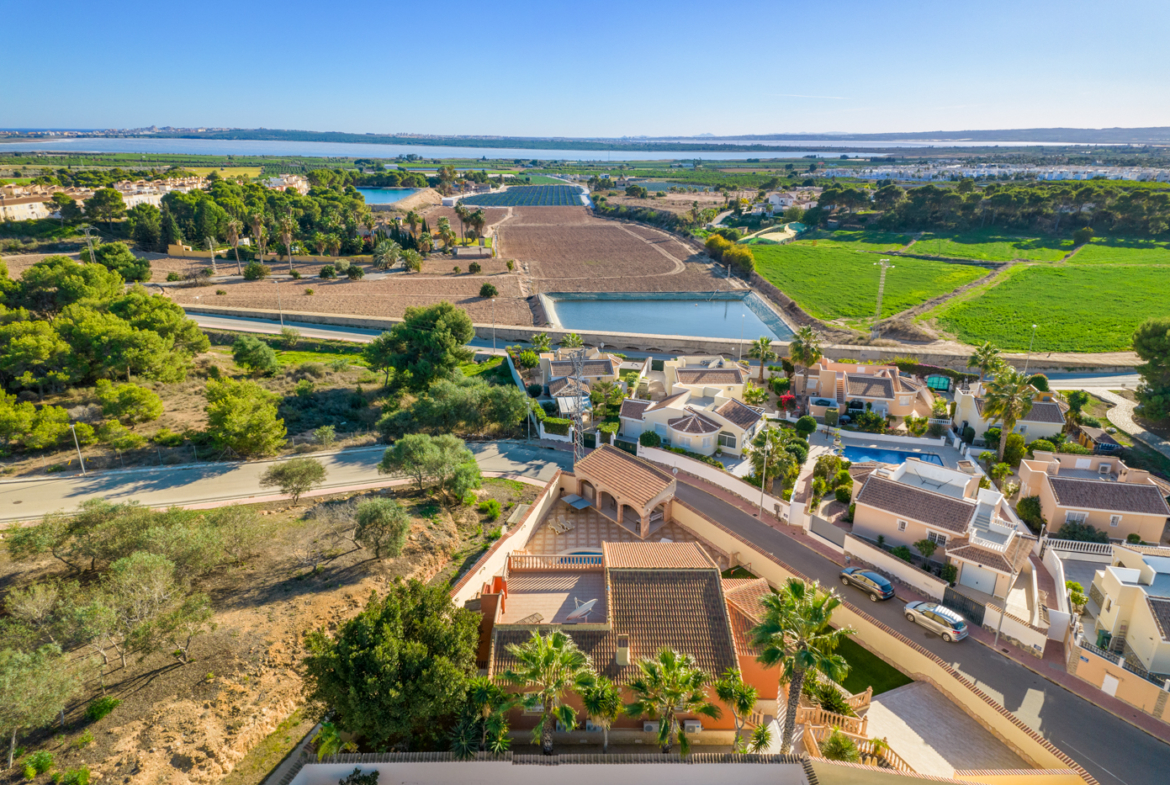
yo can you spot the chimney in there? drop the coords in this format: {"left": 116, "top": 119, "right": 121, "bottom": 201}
{"left": 616, "top": 634, "right": 630, "bottom": 666}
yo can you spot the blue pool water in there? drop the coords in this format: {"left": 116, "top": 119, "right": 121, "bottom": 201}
{"left": 356, "top": 187, "right": 418, "bottom": 204}
{"left": 546, "top": 292, "right": 793, "bottom": 341}
{"left": 843, "top": 446, "right": 943, "bottom": 466}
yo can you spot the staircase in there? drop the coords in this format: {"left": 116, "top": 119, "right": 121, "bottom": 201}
{"left": 836, "top": 376, "right": 846, "bottom": 405}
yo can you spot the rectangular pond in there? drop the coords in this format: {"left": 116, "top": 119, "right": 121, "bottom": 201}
{"left": 543, "top": 291, "right": 793, "bottom": 341}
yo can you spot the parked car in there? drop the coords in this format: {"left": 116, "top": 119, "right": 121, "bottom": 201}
{"left": 839, "top": 567, "right": 895, "bottom": 602}
{"left": 904, "top": 601, "right": 968, "bottom": 642}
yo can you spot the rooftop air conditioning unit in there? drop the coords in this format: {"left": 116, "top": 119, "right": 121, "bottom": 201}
{"left": 643, "top": 721, "right": 660, "bottom": 733}
{"left": 683, "top": 720, "right": 703, "bottom": 734}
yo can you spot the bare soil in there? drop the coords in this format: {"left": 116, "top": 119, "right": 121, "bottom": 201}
{"left": 0, "top": 478, "right": 541, "bottom": 785}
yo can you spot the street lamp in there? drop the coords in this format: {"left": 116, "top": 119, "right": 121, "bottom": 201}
{"left": 758, "top": 432, "right": 772, "bottom": 518}
{"left": 275, "top": 277, "right": 284, "bottom": 328}
{"left": 492, "top": 295, "right": 497, "bottom": 351}
{"left": 1023, "top": 324, "right": 1038, "bottom": 376}
{"left": 871, "top": 258, "right": 894, "bottom": 341}
{"left": 69, "top": 424, "right": 86, "bottom": 476}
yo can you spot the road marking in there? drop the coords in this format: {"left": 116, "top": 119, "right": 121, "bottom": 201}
{"left": 1059, "top": 742, "right": 1130, "bottom": 785}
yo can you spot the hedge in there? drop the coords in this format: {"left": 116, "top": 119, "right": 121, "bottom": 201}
{"left": 530, "top": 399, "right": 572, "bottom": 435}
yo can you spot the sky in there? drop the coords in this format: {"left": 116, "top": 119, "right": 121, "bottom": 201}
{"left": 3, "top": 0, "right": 1169, "bottom": 138}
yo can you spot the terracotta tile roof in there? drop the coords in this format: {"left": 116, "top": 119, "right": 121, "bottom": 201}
{"left": 619, "top": 399, "right": 651, "bottom": 421}
{"left": 846, "top": 376, "right": 894, "bottom": 399}
{"left": 1048, "top": 477, "right": 1170, "bottom": 516}
{"left": 855, "top": 475, "right": 975, "bottom": 534}
{"left": 948, "top": 532, "right": 1034, "bottom": 574}
{"left": 604, "top": 541, "right": 717, "bottom": 570}
{"left": 1147, "top": 597, "right": 1170, "bottom": 641}
{"left": 550, "top": 359, "right": 614, "bottom": 377}
{"left": 549, "top": 377, "right": 588, "bottom": 397}
{"left": 668, "top": 408, "right": 721, "bottom": 435}
{"left": 714, "top": 399, "right": 763, "bottom": 430}
{"left": 1079, "top": 425, "right": 1121, "bottom": 447}
{"left": 574, "top": 445, "right": 674, "bottom": 509}
{"left": 727, "top": 601, "right": 761, "bottom": 657}
{"left": 491, "top": 567, "right": 738, "bottom": 684}
{"left": 723, "top": 577, "right": 771, "bottom": 617}
{"left": 676, "top": 368, "right": 745, "bottom": 385}
{"left": 848, "top": 461, "right": 879, "bottom": 483}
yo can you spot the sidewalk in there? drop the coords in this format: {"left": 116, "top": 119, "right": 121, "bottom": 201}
{"left": 676, "top": 471, "right": 1170, "bottom": 746}
{"left": 1089, "top": 388, "right": 1170, "bottom": 460}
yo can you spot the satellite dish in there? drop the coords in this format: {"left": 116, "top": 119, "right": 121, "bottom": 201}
{"left": 565, "top": 598, "right": 598, "bottom": 622}
{"left": 673, "top": 467, "right": 679, "bottom": 475}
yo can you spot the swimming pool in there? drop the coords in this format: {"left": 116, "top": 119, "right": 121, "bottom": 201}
{"left": 843, "top": 446, "right": 944, "bottom": 466}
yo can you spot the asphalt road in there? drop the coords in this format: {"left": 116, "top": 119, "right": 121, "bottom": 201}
{"left": 675, "top": 481, "right": 1169, "bottom": 785}
{"left": 0, "top": 441, "right": 572, "bottom": 522}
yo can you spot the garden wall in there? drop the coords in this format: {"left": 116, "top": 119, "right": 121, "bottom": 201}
{"left": 844, "top": 534, "right": 949, "bottom": 600}
{"left": 1067, "top": 636, "right": 1170, "bottom": 721}
{"left": 983, "top": 604, "right": 1049, "bottom": 658}
{"left": 669, "top": 499, "right": 1096, "bottom": 783}
{"left": 811, "top": 760, "right": 1086, "bottom": 785}
{"left": 1041, "top": 547, "right": 1072, "bottom": 641}
{"left": 638, "top": 445, "right": 790, "bottom": 522}
{"left": 449, "top": 470, "right": 565, "bottom": 606}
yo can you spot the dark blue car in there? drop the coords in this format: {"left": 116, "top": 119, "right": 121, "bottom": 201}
{"left": 839, "top": 567, "right": 896, "bottom": 602}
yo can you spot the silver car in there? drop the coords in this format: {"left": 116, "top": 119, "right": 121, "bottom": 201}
{"left": 904, "top": 601, "right": 968, "bottom": 642}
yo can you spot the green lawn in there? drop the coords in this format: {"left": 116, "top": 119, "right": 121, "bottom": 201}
{"left": 1071, "top": 238, "right": 1170, "bottom": 264}
{"left": 934, "top": 263, "right": 1170, "bottom": 351}
{"left": 912, "top": 231, "right": 1072, "bottom": 262}
{"left": 836, "top": 636, "right": 913, "bottom": 696}
{"left": 275, "top": 348, "right": 368, "bottom": 367}
{"left": 460, "top": 355, "right": 512, "bottom": 385}
{"left": 752, "top": 244, "right": 987, "bottom": 321}
{"left": 791, "top": 229, "right": 912, "bottom": 252}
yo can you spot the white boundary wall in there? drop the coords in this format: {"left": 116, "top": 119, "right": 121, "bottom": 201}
{"left": 984, "top": 604, "right": 1049, "bottom": 657}
{"left": 831, "top": 429, "right": 949, "bottom": 449}
{"left": 638, "top": 445, "right": 790, "bottom": 522}
{"left": 844, "top": 535, "right": 949, "bottom": 600}
{"left": 1042, "top": 547, "right": 1073, "bottom": 641}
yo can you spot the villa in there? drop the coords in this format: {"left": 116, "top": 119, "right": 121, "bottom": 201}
{"left": 539, "top": 347, "right": 622, "bottom": 391}
{"left": 1084, "top": 544, "right": 1170, "bottom": 683}
{"left": 798, "top": 360, "right": 935, "bottom": 422}
{"left": 952, "top": 381, "right": 1068, "bottom": 445}
{"left": 1018, "top": 451, "right": 1170, "bottom": 543}
{"left": 660, "top": 356, "right": 752, "bottom": 401}
{"left": 618, "top": 390, "right": 764, "bottom": 457}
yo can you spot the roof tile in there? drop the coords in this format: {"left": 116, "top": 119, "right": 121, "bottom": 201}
{"left": 1048, "top": 477, "right": 1170, "bottom": 516}
{"left": 574, "top": 445, "right": 675, "bottom": 509}
{"left": 855, "top": 475, "right": 975, "bottom": 534}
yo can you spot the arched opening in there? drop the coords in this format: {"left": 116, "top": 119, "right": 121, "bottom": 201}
{"left": 598, "top": 491, "right": 618, "bottom": 519}
{"left": 649, "top": 502, "right": 668, "bottom": 527}
{"left": 579, "top": 480, "right": 596, "bottom": 501}
{"left": 620, "top": 504, "right": 643, "bottom": 535}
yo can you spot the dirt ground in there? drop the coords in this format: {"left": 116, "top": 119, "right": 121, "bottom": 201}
{"left": 0, "top": 478, "right": 542, "bottom": 785}
{"left": 602, "top": 189, "right": 730, "bottom": 216}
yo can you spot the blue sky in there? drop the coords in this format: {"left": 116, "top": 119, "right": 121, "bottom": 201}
{"left": 3, "top": 0, "right": 1168, "bottom": 137}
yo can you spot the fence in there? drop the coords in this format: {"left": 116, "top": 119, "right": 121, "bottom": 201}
{"left": 1043, "top": 537, "right": 1113, "bottom": 559}
{"left": 508, "top": 554, "right": 602, "bottom": 571}
{"left": 794, "top": 706, "right": 867, "bottom": 736}
{"left": 809, "top": 515, "right": 846, "bottom": 549}
{"left": 943, "top": 586, "right": 987, "bottom": 627}
{"left": 844, "top": 535, "right": 949, "bottom": 600}
{"left": 638, "top": 445, "right": 790, "bottom": 522}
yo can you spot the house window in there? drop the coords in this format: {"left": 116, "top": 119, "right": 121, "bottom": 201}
{"left": 701, "top": 437, "right": 712, "bottom": 450}
{"left": 899, "top": 395, "right": 909, "bottom": 406}
{"left": 927, "top": 531, "right": 948, "bottom": 547}
{"left": 1017, "top": 424, "right": 1028, "bottom": 434}
{"left": 718, "top": 432, "right": 737, "bottom": 448}
{"left": 1110, "top": 514, "right": 1122, "bottom": 528}
{"left": 897, "top": 520, "right": 907, "bottom": 532}
{"left": 1065, "top": 511, "right": 1088, "bottom": 525}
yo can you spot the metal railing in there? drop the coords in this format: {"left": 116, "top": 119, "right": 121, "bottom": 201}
{"left": 508, "top": 554, "right": 603, "bottom": 571}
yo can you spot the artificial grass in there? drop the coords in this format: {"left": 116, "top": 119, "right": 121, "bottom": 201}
{"left": 752, "top": 243, "right": 986, "bottom": 321}
{"left": 836, "top": 636, "right": 913, "bottom": 696}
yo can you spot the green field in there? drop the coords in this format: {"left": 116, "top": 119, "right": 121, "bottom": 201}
{"left": 912, "top": 231, "right": 1072, "bottom": 262}
{"left": 1071, "top": 238, "right": 1170, "bottom": 264}
{"left": 752, "top": 244, "right": 987, "bottom": 321}
{"left": 791, "top": 229, "right": 911, "bottom": 253}
{"left": 934, "top": 264, "right": 1170, "bottom": 351}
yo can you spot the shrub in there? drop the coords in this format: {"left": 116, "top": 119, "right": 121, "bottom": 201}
{"left": 770, "top": 376, "right": 790, "bottom": 394}
{"left": 722, "top": 244, "right": 755, "bottom": 273}
{"left": 242, "top": 261, "right": 271, "bottom": 281}
{"left": 479, "top": 283, "right": 498, "bottom": 298}
{"left": 1017, "top": 495, "right": 1046, "bottom": 532}
{"left": 1127, "top": 533, "right": 1143, "bottom": 544}
{"left": 844, "top": 503, "right": 855, "bottom": 522}
{"left": 785, "top": 439, "right": 809, "bottom": 465}
{"left": 989, "top": 462, "right": 1012, "bottom": 481}
{"left": 468, "top": 262, "right": 482, "bottom": 274}
{"left": 314, "top": 425, "right": 337, "bottom": 448}
{"left": 166, "top": 272, "right": 182, "bottom": 282}
{"left": 961, "top": 425, "right": 976, "bottom": 444}
{"left": 453, "top": 266, "right": 461, "bottom": 274}
{"left": 1028, "top": 438, "right": 1055, "bottom": 455}
{"left": 506, "top": 260, "right": 514, "bottom": 271}
{"left": 294, "top": 379, "right": 315, "bottom": 397}
{"left": 290, "top": 270, "right": 302, "bottom": 280}
{"left": 1028, "top": 373, "right": 1049, "bottom": 392}
{"left": 60, "top": 768, "right": 89, "bottom": 785}
{"left": 319, "top": 265, "right": 336, "bottom": 279}
{"left": 834, "top": 485, "right": 852, "bottom": 505}
{"left": 795, "top": 415, "right": 817, "bottom": 437}
{"left": 215, "top": 289, "right": 226, "bottom": 295}
{"left": 984, "top": 427, "right": 1001, "bottom": 446}
{"left": 525, "top": 383, "right": 543, "bottom": 398}
{"left": 518, "top": 350, "right": 539, "bottom": 369}
{"left": 1057, "top": 521, "right": 1108, "bottom": 543}
{"left": 1080, "top": 414, "right": 1101, "bottom": 427}
{"left": 462, "top": 492, "right": 477, "bottom": 507}
{"left": 232, "top": 335, "right": 279, "bottom": 376}
{"left": 854, "top": 409, "right": 886, "bottom": 433}
{"left": 281, "top": 326, "right": 301, "bottom": 348}
{"left": 152, "top": 427, "right": 185, "bottom": 447}
{"left": 98, "top": 422, "right": 147, "bottom": 451}
{"left": 819, "top": 730, "right": 860, "bottom": 763}
{"left": 1058, "top": 441, "right": 1092, "bottom": 455}
{"left": 891, "top": 546, "right": 914, "bottom": 562}
{"left": 346, "top": 265, "right": 365, "bottom": 280}
{"left": 1073, "top": 226, "right": 1094, "bottom": 246}
{"left": 816, "top": 682, "right": 855, "bottom": 717}
{"left": 639, "top": 430, "right": 662, "bottom": 447}
{"left": 942, "top": 563, "right": 958, "bottom": 584}
{"left": 24, "top": 751, "right": 53, "bottom": 779}
{"left": 305, "top": 288, "right": 315, "bottom": 295}
{"left": 85, "top": 697, "right": 121, "bottom": 722}
{"left": 478, "top": 499, "right": 502, "bottom": 521}
{"left": 1003, "top": 433, "right": 1026, "bottom": 466}
{"left": 335, "top": 259, "right": 351, "bottom": 273}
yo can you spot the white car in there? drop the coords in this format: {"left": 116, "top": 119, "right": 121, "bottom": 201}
{"left": 904, "top": 601, "right": 969, "bottom": 642}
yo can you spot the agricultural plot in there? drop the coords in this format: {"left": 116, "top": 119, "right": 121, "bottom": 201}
{"left": 462, "top": 185, "right": 584, "bottom": 207}
{"left": 508, "top": 206, "right": 596, "bottom": 225}
{"left": 420, "top": 206, "right": 509, "bottom": 232}
{"left": 752, "top": 244, "right": 987, "bottom": 321}
{"left": 790, "top": 229, "right": 911, "bottom": 252}
{"left": 1071, "top": 238, "right": 1170, "bottom": 264}
{"left": 934, "top": 263, "right": 1170, "bottom": 352}
{"left": 911, "top": 230, "right": 1072, "bottom": 262}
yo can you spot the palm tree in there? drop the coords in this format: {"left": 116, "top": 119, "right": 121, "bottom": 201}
{"left": 469, "top": 209, "right": 487, "bottom": 240}
{"left": 530, "top": 332, "right": 552, "bottom": 353}
{"left": 418, "top": 231, "right": 433, "bottom": 255}
{"left": 205, "top": 235, "right": 218, "bottom": 275}
{"left": 581, "top": 674, "right": 622, "bottom": 753}
{"left": 311, "top": 721, "right": 355, "bottom": 760}
{"left": 247, "top": 211, "right": 266, "bottom": 261}
{"left": 277, "top": 215, "right": 297, "bottom": 274}
{"left": 750, "top": 578, "right": 853, "bottom": 754}
{"left": 401, "top": 249, "right": 423, "bottom": 273}
{"left": 405, "top": 210, "right": 420, "bottom": 237}
{"left": 502, "top": 631, "right": 595, "bottom": 755}
{"left": 312, "top": 232, "right": 328, "bottom": 256}
{"left": 454, "top": 203, "right": 469, "bottom": 243}
{"left": 982, "top": 367, "right": 1034, "bottom": 462}
{"left": 787, "top": 326, "right": 823, "bottom": 401}
{"left": 437, "top": 217, "right": 452, "bottom": 246}
{"left": 372, "top": 239, "right": 401, "bottom": 270}
{"left": 625, "top": 648, "right": 721, "bottom": 755}
{"left": 749, "top": 426, "right": 798, "bottom": 491}
{"left": 748, "top": 336, "right": 777, "bottom": 385}
{"left": 967, "top": 341, "right": 1003, "bottom": 382}
{"left": 326, "top": 234, "right": 342, "bottom": 258}
{"left": 225, "top": 218, "right": 243, "bottom": 275}
{"left": 559, "top": 333, "right": 584, "bottom": 349}
{"left": 714, "top": 668, "right": 758, "bottom": 752}
{"left": 450, "top": 676, "right": 517, "bottom": 758}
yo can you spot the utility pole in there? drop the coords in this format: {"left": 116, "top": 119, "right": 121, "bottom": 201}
{"left": 70, "top": 424, "right": 86, "bottom": 476}
{"left": 79, "top": 223, "right": 98, "bottom": 263}
{"left": 1023, "top": 324, "right": 1038, "bottom": 375}
{"left": 206, "top": 236, "right": 217, "bottom": 275}
{"left": 569, "top": 348, "right": 588, "bottom": 464}
{"left": 871, "top": 258, "right": 894, "bottom": 341}
{"left": 758, "top": 431, "right": 771, "bottom": 518}
{"left": 275, "top": 277, "right": 284, "bottom": 327}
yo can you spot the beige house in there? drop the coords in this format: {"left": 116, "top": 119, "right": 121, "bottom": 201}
{"left": 1018, "top": 451, "right": 1170, "bottom": 543}
{"left": 799, "top": 360, "right": 934, "bottom": 421}
{"left": 661, "top": 356, "right": 751, "bottom": 402}
{"left": 539, "top": 347, "right": 621, "bottom": 390}
{"left": 1086, "top": 544, "right": 1170, "bottom": 681}
{"left": 952, "top": 381, "right": 1067, "bottom": 444}
{"left": 853, "top": 459, "right": 1033, "bottom": 599}
{"left": 619, "top": 389, "right": 764, "bottom": 457}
